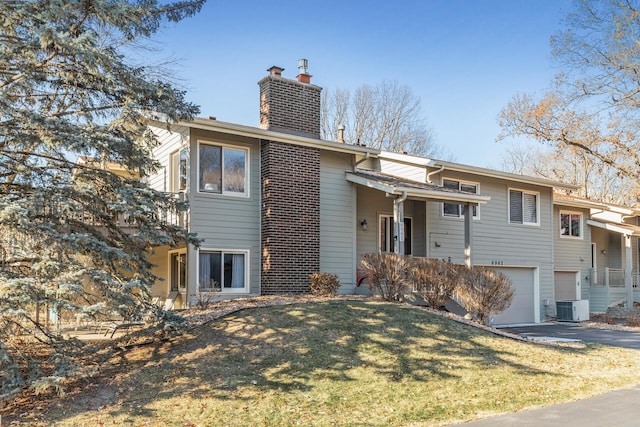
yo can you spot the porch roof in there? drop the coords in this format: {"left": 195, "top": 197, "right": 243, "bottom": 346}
{"left": 346, "top": 169, "right": 491, "bottom": 204}
{"left": 586, "top": 219, "right": 640, "bottom": 236}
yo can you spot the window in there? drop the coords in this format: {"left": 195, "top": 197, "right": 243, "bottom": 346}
{"left": 560, "top": 211, "right": 582, "bottom": 238}
{"left": 198, "top": 142, "right": 248, "bottom": 196}
{"left": 379, "top": 215, "right": 412, "bottom": 255}
{"left": 442, "top": 179, "right": 479, "bottom": 218}
{"left": 170, "top": 147, "right": 188, "bottom": 192}
{"left": 198, "top": 250, "right": 248, "bottom": 292}
{"left": 509, "top": 189, "right": 539, "bottom": 225}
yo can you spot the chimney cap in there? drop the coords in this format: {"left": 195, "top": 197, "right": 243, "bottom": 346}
{"left": 298, "top": 58, "right": 309, "bottom": 74}
{"left": 267, "top": 66, "right": 284, "bottom": 76}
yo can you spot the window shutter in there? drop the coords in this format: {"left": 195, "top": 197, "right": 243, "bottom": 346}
{"left": 509, "top": 190, "right": 523, "bottom": 223}
{"left": 523, "top": 193, "right": 537, "bottom": 223}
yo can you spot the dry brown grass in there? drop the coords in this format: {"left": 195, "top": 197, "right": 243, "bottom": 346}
{"left": 4, "top": 300, "right": 640, "bottom": 426}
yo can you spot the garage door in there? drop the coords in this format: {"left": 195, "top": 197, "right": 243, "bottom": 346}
{"left": 490, "top": 267, "right": 536, "bottom": 325}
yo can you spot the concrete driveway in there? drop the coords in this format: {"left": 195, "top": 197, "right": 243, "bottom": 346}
{"left": 502, "top": 323, "right": 640, "bottom": 349}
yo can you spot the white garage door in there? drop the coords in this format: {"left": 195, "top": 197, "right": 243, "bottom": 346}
{"left": 489, "top": 267, "right": 536, "bottom": 325}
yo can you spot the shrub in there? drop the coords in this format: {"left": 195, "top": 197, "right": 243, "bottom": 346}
{"left": 193, "top": 292, "right": 216, "bottom": 311}
{"left": 626, "top": 311, "right": 640, "bottom": 327}
{"left": 360, "top": 252, "right": 409, "bottom": 301}
{"left": 409, "top": 258, "right": 459, "bottom": 309}
{"left": 456, "top": 266, "right": 514, "bottom": 324}
{"left": 308, "top": 272, "right": 341, "bottom": 297}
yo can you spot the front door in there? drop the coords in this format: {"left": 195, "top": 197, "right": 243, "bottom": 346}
{"left": 379, "top": 215, "right": 412, "bottom": 255}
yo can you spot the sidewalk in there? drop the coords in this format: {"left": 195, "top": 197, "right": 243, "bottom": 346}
{"left": 460, "top": 384, "right": 640, "bottom": 426}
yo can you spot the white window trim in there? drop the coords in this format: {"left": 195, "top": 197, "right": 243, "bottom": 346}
{"left": 377, "top": 213, "right": 413, "bottom": 255}
{"left": 169, "top": 146, "right": 188, "bottom": 193}
{"left": 441, "top": 178, "right": 480, "bottom": 220}
{"left": 508, "top": 188, "right": 540, "bottom": 226}
{"left": 168, "top": 249, "right": 187, "bottom": 292}
{"left": 197, "top": 140, "right": 250, "bottom": 198}
{"left": 559, "top": 210, "right": 583, "bottom": 240}
{"left": 197, "top": 248, "right": 250, "bottom": 294}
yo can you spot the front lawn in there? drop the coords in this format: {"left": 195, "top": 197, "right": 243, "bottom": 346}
{"left": 5, "top": 300, "right": 640, "bottom": 426}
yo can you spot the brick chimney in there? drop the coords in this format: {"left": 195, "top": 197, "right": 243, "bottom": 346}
{"left": 258, "top": 59, "right": 322, "bottom": 139}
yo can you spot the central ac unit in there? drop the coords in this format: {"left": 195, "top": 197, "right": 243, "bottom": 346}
{"left": 556, "top": 300, "right": 590, "bottom": 321}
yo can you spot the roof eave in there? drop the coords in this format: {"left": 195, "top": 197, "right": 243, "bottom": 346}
{"left": 179, "top": 118, "right": 380, "bottom": 156}
{"left": 431, "top": 160, "right": 579, "bottom": 190}
{"left": 345, "top": 172, "right": 490, "bottom": 204}
{"left": 586, "top": 219, "right": 640, "bottom": 236}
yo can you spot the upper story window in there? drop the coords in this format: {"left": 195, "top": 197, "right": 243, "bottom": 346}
{"left": 442, "top": 179, "right": 479, "bottom": 219}
{"left": 198, "top": 142, "right": 248, "bottom": 196}
{"left": 509, "top": 189, "right": 539, "bottom": 225}
{"left": 170, "top": 147, "right": 188, "bottom": 192}
{"left": 560, "top": 211, "right": 582, "bottom": 238}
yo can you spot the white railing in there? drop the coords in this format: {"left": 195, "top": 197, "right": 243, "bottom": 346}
{"left": 30, "top": 192, "right": 189, "bottom": 230}
{"left": 605, "top": 268, "right": 626, "bottom": 288}
{"left": 596, "top": 268, "right": 640, "bottom": 288}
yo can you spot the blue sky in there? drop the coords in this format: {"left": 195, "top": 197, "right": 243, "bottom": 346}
{"left": 151, "top": 0, "right": 573, "bottom": 168}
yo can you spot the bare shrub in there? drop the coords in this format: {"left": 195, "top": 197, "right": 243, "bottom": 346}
{"left": 193, "top": 292, "right": 216, "bottom": 311}
{"left": 593, "top": 313, "right": 616, "bottom": 325}
{"left": 626, "top": 311, "right": 640, "bottom": 327}
{"left": 309, "top": 272, "right": 341, "bottom": 297}
{"left": 456, "top": 266, "right": 514, "bottom": 324}
{"left": 409, "top": 258, "right": 459, "bottom": 309}
{"left": 360, "top": 252, "right": 409, "bottom": 301}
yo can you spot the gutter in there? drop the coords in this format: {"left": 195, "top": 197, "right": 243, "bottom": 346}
{"left": 426, "top": 165, "right": 445, "bottom": 184}
{"left": 353, "top": 152, "right": 370, "bottom": 172}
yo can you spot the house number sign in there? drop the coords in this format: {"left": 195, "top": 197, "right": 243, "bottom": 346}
{"left": 490, "top": 260, "right": 504, "bottom": 266}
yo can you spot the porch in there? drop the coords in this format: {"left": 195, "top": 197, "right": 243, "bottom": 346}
{"left": 590, "top": 267, "right": 640, "bottom": 312}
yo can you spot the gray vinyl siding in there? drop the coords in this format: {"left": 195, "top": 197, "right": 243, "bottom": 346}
{"left": 553, "top": 205, "right": 592, "bottom": 303}
{"left": 320, "top": 152, "right": 356, "bottom": 292}
{"left": 148, "top": 124, "right": 190, "bottom": 192}
{"left": 188, "top": 129, "right": 261, "bottom": 295}
{"left": 426, "top": 172, "right": 555, "bottom": 319}
{"left": 356, "top": 186, "right": 386, "bottom": 261}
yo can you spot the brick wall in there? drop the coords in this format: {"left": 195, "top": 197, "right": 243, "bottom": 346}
{"left": 261, "top": 140, "right": 320, "bottom": 294}
{"left": 258, "top": 75, "right": 322, "bottom": 138}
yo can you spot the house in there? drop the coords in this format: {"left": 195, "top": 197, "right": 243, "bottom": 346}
{"left": 142, "top": 60, "right": 635, "bottom": 324}
{"left": 553, "top": 194, "right": 640, "bottom": 314}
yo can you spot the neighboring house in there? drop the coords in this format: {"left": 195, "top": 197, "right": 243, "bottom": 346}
{"left": 553, "top": 194, "right": 640, "bottom": 313}
{"left": 141, "top": 61, "right": 636, "bottom": 324}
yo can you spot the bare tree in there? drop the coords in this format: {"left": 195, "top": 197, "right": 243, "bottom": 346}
{"left": 498, "top": 0, "right": 640, "bottom": 204}
{"left": 501, "top": 143, "right": 640, "bottom": 205}
{"left": 322, "top": 81, "right": 446, "bottom": 158}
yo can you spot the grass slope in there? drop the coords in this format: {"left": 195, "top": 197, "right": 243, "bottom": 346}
{"left": 7, "top": 300, "right": 640, "bottom": 426}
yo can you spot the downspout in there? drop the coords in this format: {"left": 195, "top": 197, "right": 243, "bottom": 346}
{"left": 393, "top": 191, "right": 408, "bottom": 255}
{"left": 426, "top": 164, "right": 445, "bottom": 184}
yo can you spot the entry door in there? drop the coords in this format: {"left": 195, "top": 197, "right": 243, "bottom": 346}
{"left": 170, "top": 252, "right": 187, "bottom": 292}
{"left": 379, "top": 216, "right": 412, "bottom": 255}
{"left": 554, "top": 271, "right": 580, "bottom": 301}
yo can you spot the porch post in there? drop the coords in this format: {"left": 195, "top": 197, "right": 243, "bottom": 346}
{"left": 393, "top": 192, "right": 407, "bottom": 255}
{"left": 464, "top": 203, "right": 474, "bottom": 268}
{"left": 625, "top": 234, "right": 633, "bottom": 309}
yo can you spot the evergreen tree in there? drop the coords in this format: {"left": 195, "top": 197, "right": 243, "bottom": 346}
{"left": 0, "top": 0, "right": 204, "bottom": 399}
